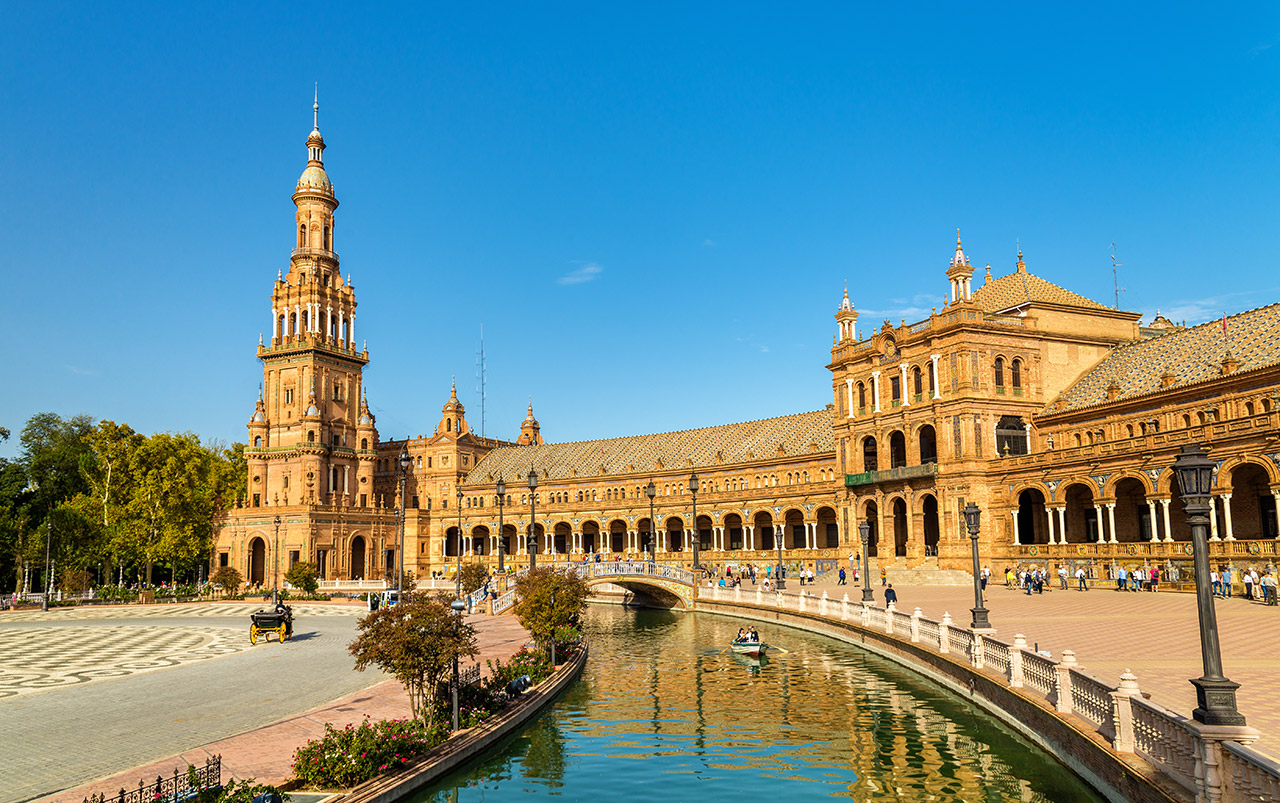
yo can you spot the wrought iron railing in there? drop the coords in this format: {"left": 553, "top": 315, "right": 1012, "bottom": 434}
{"left": 83, "top": 756, "right": 220, "bottom": 803}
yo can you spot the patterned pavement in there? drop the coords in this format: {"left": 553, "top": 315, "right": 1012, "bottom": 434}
{"left": 0, "top": 602, "right": 363, "bottom": 622}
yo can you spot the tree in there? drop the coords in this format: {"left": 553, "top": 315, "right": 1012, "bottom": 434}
{"left": 285, "top": 561, "right": 319, "bottom": 594}
{"left": 211, "top": 565, "right": 243, "bottom": 594}
{"left": 513, "top": 569, "right": 591, "bottom": 661}
{"left": 349, "top": 594, "right": 478, "bottom": 729}
{"left": 458, "top": 562, "right": 489, "bottom": 596}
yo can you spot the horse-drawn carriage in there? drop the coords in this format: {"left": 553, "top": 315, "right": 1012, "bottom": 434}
{"left": 249, "top": 605, "right": 293, "bottom": 644}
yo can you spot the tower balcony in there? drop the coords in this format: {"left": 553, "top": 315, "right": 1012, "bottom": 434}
{"left": 291, "top": 247, "right": 339, "bottom": 262}
{"left": 845, "top": 462, "right": 938, "bottom": 487}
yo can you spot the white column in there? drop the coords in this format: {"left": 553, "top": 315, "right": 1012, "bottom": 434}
{"left": 1011, "top": 510, "right": 1020, "bottom": 544}
{"left": 747, "top": 525, "right": 754, "bottom": 550}
{"left": 294, "top": 304, "right": 300, "bottom": 336}
{"left": 343, "top": 465, "right": 349, "bottom": 494}
{"left": 339, "top": 310, "right": 346, "bottom": 344}
{"left": 1106, "top": 503, "right": 1118, "bottom": 544}
{"left": 930, "top": 354, "right": 941, "bottom": 399}
{"left": 1209, "top": 497, "right": 1221, "bottom": 541}
{"left": 1222, "top": 494, "right": 1235, "bottom": 541}
{"left": 1047, "top": 508, "right": 1056, "bottom": 544}
{"left": 845, "top": 378, "right": 855, "bottom": 418}
{"left": 350, "top": 312, "right": 356, "bottom": 346}
{"left": 872, "top": 371, "right": 882, "bottom": 413}
{"left": 1273, "top": 493, "right": 1280, "bottom": 539}
{"left": 899, "top": 363, "right": 910, "bottom": 406}
{"left": 1161, "top": 499, "right": 1174, "bottom": 542}
{"left": 1147, "top": 500, "right": 1159, "bottom": 542}
{"left": 326, "top": 305, "right": 333, "bottom": 340}
{"left": 1058, "top": 507, "right": 1067, "bottom": 543}
{"left": 1093, "top": 504, "right": 1104, "bottom": 542}
{"left": 271, "top": 308, "right": 279, "bottom": 340}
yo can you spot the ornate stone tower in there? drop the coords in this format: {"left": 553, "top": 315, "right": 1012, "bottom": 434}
{"left": 945, "top": 231, "right": 974, "bottom": 304}
{"left": 516, "top": 401, "right": 543, "bottom": 446}
{"left": 243, "top": 95, "right": 377, "bottom": 510}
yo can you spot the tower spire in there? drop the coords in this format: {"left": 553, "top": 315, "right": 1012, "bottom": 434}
{"left": 313, "top": 83, "right": 319, "bottom": 132}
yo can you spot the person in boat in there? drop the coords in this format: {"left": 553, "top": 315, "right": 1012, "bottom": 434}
{"left": 734, "top": 628, "right": 746, "bottom": 643}
{"left": 747, "top": 627, "right": 759, "bottom": 643}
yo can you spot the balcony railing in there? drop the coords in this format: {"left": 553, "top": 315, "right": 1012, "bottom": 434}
{"left": 845, "top": 462, "right": 938, "bottom": 487}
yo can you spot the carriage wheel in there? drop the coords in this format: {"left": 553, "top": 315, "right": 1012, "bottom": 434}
{"left": 249, "top": 626, "right": 259, "bottom": 645}
{"left": 278, "top": 624, "right": 287, "bottom": 642}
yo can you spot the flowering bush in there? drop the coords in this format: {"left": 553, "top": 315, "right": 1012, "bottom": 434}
{"left": 456, "top": 682, "right": 507, "bottom": 729}
{"left": 485, "top": 646, "right": 553, "bottom": 693}
{"left": 291, "top": 717, "right": 445, "bottom": 788}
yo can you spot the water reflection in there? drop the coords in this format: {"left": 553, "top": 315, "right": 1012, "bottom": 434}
{"left": 415, "top": 606, "right": 1101, "bottom": 801}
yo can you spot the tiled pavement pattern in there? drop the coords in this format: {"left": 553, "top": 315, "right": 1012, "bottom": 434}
{"left": 27, "top": 613, "right": 531, "bottom": 803}
{"left": 1, "top": 604, "right": 371, "bottom": 803}
{"left": 793, "top": 576, "right": 1280, "bottom": 755}
{"left": 0, "top": 626, "right": 249, "bottom": 699}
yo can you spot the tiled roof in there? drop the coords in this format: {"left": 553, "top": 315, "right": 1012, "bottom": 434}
{"left": 462, "top": 409, "right": 834, "bottom": 486}
{"left": 1040, "top": 302, "right": 1280, "bottom": 416}
{"left": 970, "top": 265, "right": 1110, "bottom": 313}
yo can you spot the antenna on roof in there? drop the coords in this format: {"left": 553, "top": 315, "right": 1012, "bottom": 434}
{"left": 475, "top": 325, "right": 487, "bottom": 439}
{"left": 1111, "top": 242, "right": 1125, "bottom": 310}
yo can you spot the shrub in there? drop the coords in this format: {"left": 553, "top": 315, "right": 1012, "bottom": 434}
{"left": 458, "top": 563, "right": 489, "bottom": 596}
{"left": 211, "top": 566, "right": 243, "bottom": 594}
{"left": 485, "top": 646, "right": 553, "bottom": 692}
{"left": 291, "top": 717, "right": 444, "bottom": 788}
{"left": 285, "top": 561, "right": 319, "bottom": 594}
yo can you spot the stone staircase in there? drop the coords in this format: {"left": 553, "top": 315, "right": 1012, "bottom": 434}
{"left": 819, "top": 557, "right": 974, "bottom": 587}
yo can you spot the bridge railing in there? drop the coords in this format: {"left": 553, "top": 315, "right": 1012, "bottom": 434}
{"left": 703, "top": 585, "right": 1277, "bottom": 802}
{"left": 584, "top": 560, "right": 694, "bottom": 585}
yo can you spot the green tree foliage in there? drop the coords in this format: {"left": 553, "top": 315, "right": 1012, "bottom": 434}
{"left": 349, "top": 594, "right": 479, "bottom": 730}
{"left": 458, "top": 562, "right": 489, "bottom": 596}
{"left": 285, "top": 561, "right": 319, "bottom": 594}
{"left": 211, "top": 565, "right": 243, "bottom": 593}
{"left": 513, "top": 568, "right": 591, "bottom": 658}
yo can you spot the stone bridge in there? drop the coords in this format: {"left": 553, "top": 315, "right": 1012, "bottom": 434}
{"left": 492, "top": 561, "right": 697, "bottom": 612}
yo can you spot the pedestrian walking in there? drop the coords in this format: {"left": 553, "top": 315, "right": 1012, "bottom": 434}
{"left": 1245, "top": 568, "right": 1257, "bottom": 601}
{"left": 1076, "top": 567, "right": 1088, "bottom": 591}
{"left": 1223, "top": 567, "right": 1234, "bottom": 598}
{"left": 1211, "top": 569, "right": 1221, "bottom": 597}
{"left": 885, "top": 584, "right": 898, "bottom": 606}
{"left": 1116, "top": 565, "right": 1127, "bottom": 591}
{"left": 838, "top": 567, "right": 847, "bottom": 585}
{"left": 880, "top": 567, "right": 887, "bottom": 587}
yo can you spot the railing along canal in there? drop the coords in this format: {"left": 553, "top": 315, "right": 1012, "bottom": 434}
{"left": 702, "top": 584, "right": 1279, "bottom": 803}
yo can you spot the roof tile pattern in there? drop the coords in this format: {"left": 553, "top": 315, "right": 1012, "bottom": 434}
{"left": 971, "top": 267, "right": 1110, "bottom": 313}
{"left": 463, "top": 410, "right": 834, "bottom": 486}
{"left": 1041, "top": 303, "right": 1280, "bottom": 415}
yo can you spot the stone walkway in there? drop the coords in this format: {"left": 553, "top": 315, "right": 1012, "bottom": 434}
{"left": 4, "top": 605, "right": 528, "bottom": 803}
{"left": 781, "top": 575, "right": 1280, "bottom": 753}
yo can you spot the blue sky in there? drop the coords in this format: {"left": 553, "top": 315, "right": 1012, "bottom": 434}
{"left": 2, "top": 3, "right": 1278, "bottom": 457}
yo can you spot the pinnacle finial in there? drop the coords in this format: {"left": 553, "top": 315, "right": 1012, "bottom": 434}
{"left": 956, "top": 228, "right": 962, "bottom": 248}
{"left": 313, "top": 83, "right": 319, "bottom": 131}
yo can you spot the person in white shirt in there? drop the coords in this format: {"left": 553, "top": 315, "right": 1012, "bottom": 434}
{"left": 1075, "top": 567, "right": 1088, "bottom": 591}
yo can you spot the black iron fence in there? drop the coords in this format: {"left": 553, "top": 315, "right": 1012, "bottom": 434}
{"left": 83, "top": 755, "right": 220, "bottom": 803}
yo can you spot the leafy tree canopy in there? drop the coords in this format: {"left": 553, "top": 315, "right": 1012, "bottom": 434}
{"left": 513, "top": 569, "right": 591, "bottom": 652}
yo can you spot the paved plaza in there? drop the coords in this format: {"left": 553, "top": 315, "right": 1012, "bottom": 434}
{"left": 793, "top": 575, "right": 1280, "bottom": 753}
{"left": 1, "top": 603, "right": 374, "bottom": 803}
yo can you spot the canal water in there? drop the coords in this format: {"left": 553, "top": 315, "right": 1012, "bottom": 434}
{"left": 414, "top": 605, "right": 1103, "bottom": 801}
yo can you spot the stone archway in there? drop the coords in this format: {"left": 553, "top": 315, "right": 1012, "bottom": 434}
{"left": 1229, "top": 463, "right": 1278, "bottom": 540}
{"left": 350, "top": 535, "right": 366, "bottom": 581}
{"left": 1112, "top": 478, "right": 1150, "bottom": 542}
{"left": 921, "top": 495, "right": 940, "bottom": 555}
{"left": 666, "top": 517, "right": 685, "bottom": 552}
{"left": 892, "top": 498, "right": 908, "bottom": 557}
{"left": 784, "top": 509, "right": 805, "bottom": 549}
{"left": 1017, "top": 488, "right": 1047, "bottom": 544}
{"left": 816, "top": 506, "right": 839, "bottom": 548}
{"left": 724, "top": 513, "right": 744, "bottom": 550}
{"left": 754, "top": 511, "right": 776, "bottom": 551}
{"left": 248, "top": 537, "right": 266, "bottom": 587}
{"left": 1063, "top": 483, "right": 1099, "bottom": 543}
{"left": 864, "top": 501, "right": 880, "bottom": 557}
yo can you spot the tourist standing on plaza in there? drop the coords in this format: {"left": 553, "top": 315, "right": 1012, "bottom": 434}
{"left": 1116, "top": 565, "right": 1127, "bottom": 591}
{"left": 838, "top": 567, "right": 846, "bottom": 585}
{"left": 1056, "top": 565, "right": 1067, "bottom": 590}
{"left": 1212, "top": 568, "right": 1222, "bottom": 597}
{"left": 1244, "top": 568, "right": 1256, "bottom": 600}
{"left": 1075, "top": 567, "right": 1087, "bottom": 591}
{"left": 885, "top": 584, "right": 898, "bottom": 606}
{"left": 880, "top": 567, "right": 887, "bottom": 586}
{"left": 1223, "top": 566, "right": 1234, "bottom": 598}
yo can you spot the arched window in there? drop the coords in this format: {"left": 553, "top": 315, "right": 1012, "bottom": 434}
{"left": 1011, "top": 359, "right": 1022, "bottom": 389}
{"left": 890, "top": 375, "right": 901, "bottom": 403}
{"left": 324, "top": 226, "right": 330, "bottom": 250}
{"left": 857, "top": 382, "right": 866, "bottom": 410}
{"left": 912, "top": 366, "right": 923, "bottom": 398}
{"left": 994, "top": 357, "right": 1005, "bottom": 388}
{"left": 1183, "top": 414, "right": 1192, "bottom": 428}
{"left": 253, "top": 436, "right": 262, "bottom": 447}
{"left": 298, "top": 224, "right": 306, "bottom": 248}
{"left": 307, "top": 430, "right": 315, "bottom": 443}
{"left": 360, "top": 438, "right": 368, "bottom": 450}
{"left": 1073, "top": 433, "right": 1082, "bottom": 446}
{"left": 928, "top": 364, "right": 936, "bottom": 395}
{"left": 1245, "top": 401, "right": 1255, "bottom": 416}
{"left": 1126, "top": 424, "right": 1135, "bottom": 438}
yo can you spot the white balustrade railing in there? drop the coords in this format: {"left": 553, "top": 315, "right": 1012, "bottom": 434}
{"left": 1222, "top": 740, "right": 1280, "bottom": 803}
{"left": 984, "top": 638, "right": 1011, "bottom": 676}
{"left": 892, "top": 609, "right": 913, "bottom": 638}
{"left": 917, "top": 619, "right": 941, "bottom": 649}
{"left": 318, "top": 579, "right": 387, "bottom": 590}
{"left": 1021, "top": 651, "right": 1056, "bottom": 697}
{"left": 947, "top": 627, "right": 974, "bottom": 659}
{"left": 493, "top": 587, "right": 517, "bottom": 614}
{"left": 1069, "top": 668, "right": 1116, "bottom": 735}
{"left": 1130, "top": 697, "right": 1200, "bottom": 795}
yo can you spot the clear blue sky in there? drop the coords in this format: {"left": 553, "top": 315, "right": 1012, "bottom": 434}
{"left": 3, "top": 2, "right": 1278, "bottom": 457}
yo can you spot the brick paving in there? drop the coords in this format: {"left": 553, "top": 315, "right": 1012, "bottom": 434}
{"left": 3, "top": 605, "right": 528, "bottom": 803}
{"left": 789, "top": 575, "right": 1280, "bottom": 753}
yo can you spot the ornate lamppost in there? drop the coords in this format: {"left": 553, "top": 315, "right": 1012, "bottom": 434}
{"left": 645, "top": 481, "right": 657, "bottom": 565}
{"left": 450, "top": 598, "right": 465, "bottom": 730}
{"left": 496, "top": 476, "right": 506, "bottom": 574}
{"left": 527, "top": 468, "right": 538, "bottom": 571}
{"left": 272, "top": 514, "right": 281, "bottom": 606}
{"left": 964, "top": 503, "right": 991, "bottom": 630}
{"left": 859, "top": 520, "right": 875, "bottom": 602}
{"left": 1173, "top": 444, "right": 1247, "bottom": 726}
{"left": 689, "top": 471, "right": 700, "bottom": 578}
{"left": 775, "top": 514, "right": 785, "bottom": 589}
{"left": 42, "top": 518, "right": 52, "bottom": 612}
{"left": 456, "top": 488, "right": 464, "bottom": 599}
{"left": 397, "top": 446, "right": 411, "bottom": 597}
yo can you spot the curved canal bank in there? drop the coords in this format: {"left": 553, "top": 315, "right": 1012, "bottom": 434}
{"left": 409, "top": 605, "right": 1106, "bottom": 801}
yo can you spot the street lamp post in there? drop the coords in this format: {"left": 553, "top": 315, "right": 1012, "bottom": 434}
{"left": 397, "top": 447, "right": 411, "bottom": 597}
{"left": 496, "top": 477, "right": 506, "bottom": 574}
{"left": 272, "top": 515, "right": 281, "bottom": 606}
{"left": 1173, "top": 444, "right": 1247, "bottom": 726}
{"left": 42, "top": 519, "right": 52, "bottom": 612}
{"left": 963, "top": 503, "right": 991, "bottom": 630}
{"left": 450, "top": 598, "right": 465, "bottom": 731}
{"left": 689, "top": 472, "right": 700, "bottom": 579}
{"left": 775, "top": 515, "right": 785, "bottom": 590}
{"left": 527, "top": 468, "right": 538, "bottom": 571}
{"left": 645, "top": 481, "right": 657, "bottom": 565}
{"left": 859, "top": 520, "right": 875, "bottom": 602}
{"left": 456, "top": 488, "right": 464, "bottom": 599}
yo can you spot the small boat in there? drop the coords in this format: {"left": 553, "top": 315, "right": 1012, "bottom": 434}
{"left": 731, "top": 640, "right": 768, "bottom": 657}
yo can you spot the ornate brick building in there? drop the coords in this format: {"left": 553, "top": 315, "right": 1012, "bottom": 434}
{"left": 212, "top": 114, "right": 1280, "bottom": 587}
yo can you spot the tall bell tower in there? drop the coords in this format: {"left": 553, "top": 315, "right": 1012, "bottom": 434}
{"left": 244, "top": 93, "right": 377, "bottom": 510}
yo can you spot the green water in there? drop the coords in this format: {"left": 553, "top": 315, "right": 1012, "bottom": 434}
{"left": 414, "top": 606, "right": 1103, "bottom": 801}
